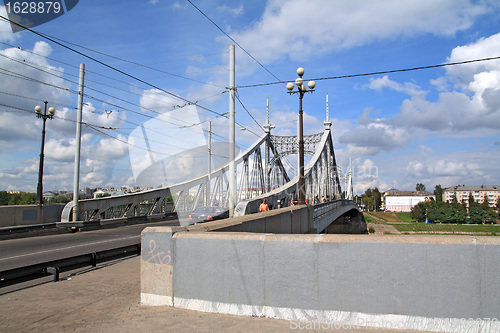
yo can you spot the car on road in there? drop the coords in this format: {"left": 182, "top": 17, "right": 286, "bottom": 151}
{"left": 188, "top": 206, "right": 229, "bottom": 224}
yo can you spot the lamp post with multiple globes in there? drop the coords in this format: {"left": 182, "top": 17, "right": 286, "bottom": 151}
{"left": 286, "top": 67, "right": 315, "bottom": 205}
{"left": 34, "top": 101, "right": 55, "bottom": 207}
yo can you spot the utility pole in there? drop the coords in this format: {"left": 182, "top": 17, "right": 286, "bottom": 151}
{"left": 229, "top": 45, "right": 236, "bottom": 216}
{"left": 73, "top": 63, "right": 85, "bottom": 221}
{"left": 206, "top": 121, "right": 211, "bottom": 206}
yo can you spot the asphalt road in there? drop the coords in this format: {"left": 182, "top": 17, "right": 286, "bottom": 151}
{"left": 0, "top": 219, "right": 179, "bottom": 271}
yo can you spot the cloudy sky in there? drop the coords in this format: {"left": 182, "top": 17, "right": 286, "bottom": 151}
{"left": 1, "top": 0, "right": 499, "bottom": 195}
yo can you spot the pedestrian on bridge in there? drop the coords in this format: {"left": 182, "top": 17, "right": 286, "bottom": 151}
{"left": 259, "top": 199, "right": 269, "bottom": 212}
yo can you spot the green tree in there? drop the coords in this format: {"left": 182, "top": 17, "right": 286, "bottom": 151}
{"left": 497, "top": 197, "right": 500, "bottom": 220}
{"left": 48, "top": 193, "right": 73, "bottom": 204}
{"left": 362, "top": 188, "right": 373, "bottom": 211}
{"left": 8, "top": 193, "right": 21, "bottom": 205}
{"left": 467, "top": 192, "right": 484, "bottom": 224}
{"left": 416, "top": 183, "right": 426, "bottom": 191}
{"left": 361, "top": 188, "right": 382, "bottom": 211}
{"left": 362, "top": 196, "right": 374, "bottom": 211}
{"left": 451, "top": 201, "right": 467, "bottom": 224}
{"left": 411, "top": 201, "right": 428, "bottom": 222}
{"left": 434, "top": 184, "right": 443, "bottom": 202}
{"left": 468, "top": 192, "right": 476, "bottom": 207}
{"left": 484, "top": 207, "right": 498, "bottom": 224}
{"left": 469, "top": 206, "right": 484, "bottom": 224}
{"left": 427, "top": 201, "right": 446, "bottom": 223}
{"left": 0, "top": 191, "right": 10, "bottom": 206}
{"left": 372, "top": 187, "right": 382, "bottom": 211}
{"left": 19, "top": 193, "right": 36, "bottom": 205}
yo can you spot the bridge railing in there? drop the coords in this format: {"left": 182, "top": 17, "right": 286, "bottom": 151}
{"left": 313, "top": 199, "right": 359, "bottom": 222}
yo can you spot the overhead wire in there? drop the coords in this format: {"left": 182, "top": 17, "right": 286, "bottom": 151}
{"left": 33, "top": 32, "right": 226, "bottom": 88}
{"left": 0, "top": 15, "right": 230, "bottom": 121}
{"left": 237, "top": 55, "right": 500, "bottom": 88}
{"left": 186, "top": 0, "right": 282, "bottom": 83}
{"left": 0, "top": 32, "right": 261, "bottom": 139}
{"left": 0, "top": 46, "right": 229, "bottom": 117}
{"left": 184, "top": 0, "right": 279, "bottom": 137}
{"left": 235, "top": 92, "right": 264, "bottom": 132}
{"left": 0, "top": 102, "right": 237, "bottom": 156}
{"left": 0, "top": 54, "right": 226, "bottom": 134}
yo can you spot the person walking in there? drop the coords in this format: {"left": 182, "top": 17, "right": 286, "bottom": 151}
{"left": 259, "top": 199, "right": 269, "bottom": 212}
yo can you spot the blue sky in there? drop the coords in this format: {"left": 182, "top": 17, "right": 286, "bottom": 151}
{"left": 1, "top": 0, "right": 500, "bottom": 195}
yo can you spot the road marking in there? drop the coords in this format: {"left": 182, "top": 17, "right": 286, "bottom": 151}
{"left": 0, "top": 235, "right": 140, "bottom": 261}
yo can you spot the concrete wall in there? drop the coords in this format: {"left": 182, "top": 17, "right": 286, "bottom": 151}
{"left": 182, "top": 204, "right": 364, "bottom": 235}
{"left": 214, "top": 206, "right": 313, "bottom": 234}
{"left": 141, "top": 230, "right": 500, "bottom": 332}
{"left": 0, "top": 204, "right": 65, "bottom": 227}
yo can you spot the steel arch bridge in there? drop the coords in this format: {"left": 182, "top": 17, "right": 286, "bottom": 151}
{"left": 61, "top": 126, "right": 353, "bottom": 225}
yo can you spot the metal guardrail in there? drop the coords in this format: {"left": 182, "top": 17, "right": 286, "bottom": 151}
{"left": 313, "top": 199, "right": 358, "bottom": 222}
{"left": 0, "top": 223, "right": 57, "bottom": 234}
{"left": 0, "top": 212, "right": 180, "bottom": 240}
{"left": 0, "top": 244, "right": 140, "bottom": 288}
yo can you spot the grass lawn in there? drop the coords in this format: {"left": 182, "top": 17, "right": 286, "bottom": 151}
{"left": 393, "top": 223, "right": 500, "bottom": 234}
{"left": 369, "top": 211, "right": 402, "bottom": 222}
{"left": 396, "top": 212, "right": 414, "bottom": 222}
{"left": 364, "top": 211, "right": 415, "bottom": 223}
{"left": 364, "top": 211, "right": 499, "bottom": 235}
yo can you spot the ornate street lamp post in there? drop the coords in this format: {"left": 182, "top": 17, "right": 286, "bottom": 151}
{"left": 287, "top": 67, "right": 315, "bottom": 205}
{"left": 34, "top": 101, "right": 55, "bottom": 207}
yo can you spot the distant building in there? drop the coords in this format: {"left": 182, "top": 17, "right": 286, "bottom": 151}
{"left": 42, "top": 190, "right": 58, "bottom": 202}
{"left": 384, "top": 190, "right": 435, "bottom": 212}
{"left": 443, "top": 185, "right": 500, "bottom": 208}
{"left": 93, "top": 188, "right": 130, "bottom": 198}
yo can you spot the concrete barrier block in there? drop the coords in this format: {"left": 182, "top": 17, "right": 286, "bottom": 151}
{"left": 263, "top": 234, "right": 323, "bottom": 309}
{"left": 140, "top": 227, "right": 175, "bottom": 306}
{"left": 173, "top": 233, "right": 265, "bottom": 306}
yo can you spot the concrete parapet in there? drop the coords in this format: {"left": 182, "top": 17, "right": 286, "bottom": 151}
{"left": 0, "top": 204, "right": 65, "bottom": 227}
{"left": 141, "top": 230, "right": 500, "bottom": 332}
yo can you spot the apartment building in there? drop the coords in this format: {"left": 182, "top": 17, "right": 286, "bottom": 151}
{"left": 443, "top": 185, "right": 500, "bottom": 207}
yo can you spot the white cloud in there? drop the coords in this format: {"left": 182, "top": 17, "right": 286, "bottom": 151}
{"left": 393, "top": 33, "right": 500, "bottom": 132}
{"left": 231, "top": 0, "right": 490, "bottom": 68}
{"left": 217, "top": 4, "right": 243, "bottom": 17}
{"left": 339, "top": 111, "right": 411, "bottom": 155}
{"left": 446, "top": 32, "right": 500, "bottom": 84}
{"left": 0, "top": 42, "right": 71, "bottom": 126}
{"left": 352, "top": 158, "right": 388, "bottom": 193}
{"left": 366, "top": 75, "right": 426, "bottom": 96}
{"left": 0, "top": 42, "right": 135, "bottom": 191}
{"left": 406, "top": 161, "right": 426, "bottom": 178}
{"left": 0, "top": 6, "right": 17, "bottom": 42}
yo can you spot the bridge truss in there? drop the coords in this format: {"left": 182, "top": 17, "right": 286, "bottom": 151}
{"left": 61, "top": 127, "right": 343, "bottom": 223}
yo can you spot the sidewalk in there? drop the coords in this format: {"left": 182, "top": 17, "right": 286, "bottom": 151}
{"left": 0, "top": 256, "right": 424, "bottom": 333}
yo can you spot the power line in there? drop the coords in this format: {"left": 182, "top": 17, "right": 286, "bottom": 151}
{"left": 1, "top": 47, "right": 229, "bottom": 118}
{"left": 0, "top": 15, "right": 228, "bottom": 120}
{"left": 87, "top": 124, "right": 231, "bottom": 159}
{"left": 33, "top": 32, "right": 226, "bottom": 88}
{"left": 0, "top": 54, "right": 228, "bottom": 133}
{"left": 238, "top": 55, "right": 500, "bottom": 88}
{"left": 235, "top": 92, "right": 264, "bottom": 133}
{"left": 186, "top": 0, "right": 282, "bottom": 83}
{"left": 0, "top": 91, "right": 73, "bottom": 109}
{"left": 0, "top": 17, "right": 263, "bottom": 138}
